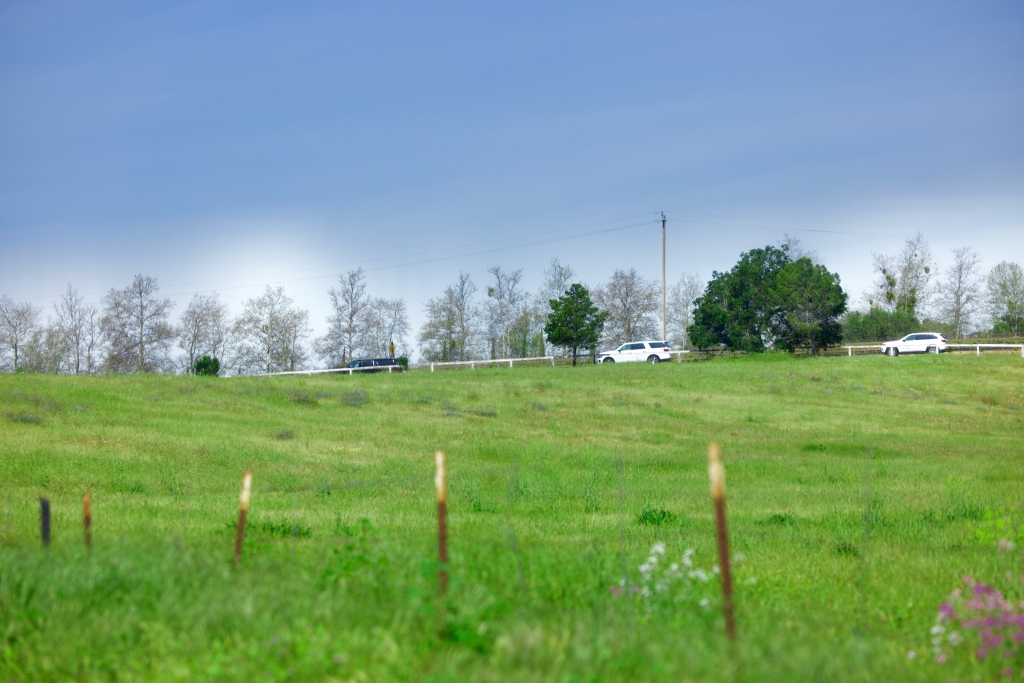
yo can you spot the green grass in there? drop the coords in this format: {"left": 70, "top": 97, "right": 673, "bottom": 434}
{"left": 1, "top": 352, "right": 1023, "bottom": 682}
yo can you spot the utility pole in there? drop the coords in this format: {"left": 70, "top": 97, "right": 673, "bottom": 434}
{"left": 661, "top": 212, "right": 667, "bottom": 342}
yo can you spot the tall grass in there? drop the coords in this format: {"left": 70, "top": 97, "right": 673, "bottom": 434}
{"left": 0, "top": 353, "right": 1022, "bottom": 681}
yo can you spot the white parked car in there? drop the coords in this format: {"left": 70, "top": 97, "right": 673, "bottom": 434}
{"left": 597, "top": 341, "right": 672, "bottom": 364}
{"left": 880, "top": 332, "right": 947, "bottom": 357}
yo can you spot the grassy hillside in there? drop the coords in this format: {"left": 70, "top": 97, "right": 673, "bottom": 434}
{"left": 1, "top": 353, "right": 1023, "bottom": 682}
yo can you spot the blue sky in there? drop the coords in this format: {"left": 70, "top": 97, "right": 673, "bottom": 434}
{"left": 2, "top": 1, "right": 1022, "bottom": 351}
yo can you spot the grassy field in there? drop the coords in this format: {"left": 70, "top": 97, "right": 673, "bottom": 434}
{"left": 1, "top": 352, "right": 1023, "bottom": 682}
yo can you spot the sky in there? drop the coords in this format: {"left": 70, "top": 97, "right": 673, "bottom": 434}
{"left": 2, "top": 1, "right": 1022, "bottom": 358}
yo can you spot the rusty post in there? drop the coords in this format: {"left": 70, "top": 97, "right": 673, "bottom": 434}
{"left": 435, "top": 450, "right": 448, "bottom": 594}
{"left": 40, "top": 498, "right": 51, "bottom": 547}
{"left": 83, "top": 493, "right": 92, "bottom": 550}
{"left": 234, "top": 471, "right": 252, "bottom": 568}
{"left": 708, "top": 443, "right": 735, "bottom": 640}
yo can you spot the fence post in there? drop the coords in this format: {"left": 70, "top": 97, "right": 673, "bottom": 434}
{"left": 83, "top": 493, "right": 92, "bottom": 550}
{"left": 509, "top": 359, "right": 513, "bottom": 369}
{"left": 435, "top": 451, "right": 449, "bottom": 594}
{"left": 471, "top": 363, "right": 475, "bottom": 370}
{"left": 848, "top": 346, "right": 852, "bottom": 357}
{"left": 40, "top": 498, "right": 51, "bottom": 547}
{"left": 550, "top": 356, "right": 555, "bottom": 367}
{"left": 977, "top": 344, "right": 980, "bottom": 356}
{"left": 431, "top": 363, "right": 434, "bottom": 372}
{"left": 707, "top": 443, "right": 735, "bottom": 640}
{"left": 234, "top": 471, "right": 252, "bottom": 568}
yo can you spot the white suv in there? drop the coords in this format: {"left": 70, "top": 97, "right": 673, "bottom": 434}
{"left": 880, "top": 332, "right": 947, "bottom": 357}
{"left": 597, "top": 341, "right": 672, "bottom": 364}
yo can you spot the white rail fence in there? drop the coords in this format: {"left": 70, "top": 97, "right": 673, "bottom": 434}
{"left": 236, "top": 343, "right": 1022, "bottom": 377}
{"left": 842, "top": 343, "right": 1024, "bottom": 358}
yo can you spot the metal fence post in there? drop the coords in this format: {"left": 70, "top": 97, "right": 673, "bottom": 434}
{"left": 977, "top": 345, "right": 980, "bottom": 356}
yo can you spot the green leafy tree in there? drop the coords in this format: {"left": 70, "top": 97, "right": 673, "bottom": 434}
{"left": 842, "top": 309, "right": 920, "bottom": 342}
{"left": 544, "top": 284, "right": 608, "bottom": 366}
{"left": 193, "top": 355, "right": 220, "bottom": 376}
{"left": 688, "top": 246, "right": 791, "bottom": 352}
{"left": 772, "top": 258, "right": 847, "bottom": 354}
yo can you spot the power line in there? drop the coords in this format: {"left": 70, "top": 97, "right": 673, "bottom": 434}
{"left": 15, "top": 216, "right": 661, "bottom": 305}
{"left": 666, "top": 215, "right": 1024, "bottom": 244}
{"left": 12, "top": 213, "right": 659, "bottom": 303}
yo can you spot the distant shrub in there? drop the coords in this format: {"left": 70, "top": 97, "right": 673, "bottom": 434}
{"left": 10, "top": 413, "right": 42, "bottom": 425}
{"left": 637, "top": 507, "right": 675, "bottom": 526}
{"left": 194, "top": 356, "right": 220, "bottom": 376}
{"left": 396, "top": 355, "right": 409, "bottom": 370}
{"left": 842, "top": 308, "right": 920, "bottom": 342}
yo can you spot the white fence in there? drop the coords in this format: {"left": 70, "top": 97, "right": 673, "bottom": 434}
{"left": 237, "top": 343, "right": 1022, "bottom": 377}
{"left": 237, "top": 365, "right": 399, "bottom": 378}
{"left": 842, "top": 343, "right": 1024, "bottom": 358}
{"left": 422, "top": 356, "right": 555, "bottom": 372}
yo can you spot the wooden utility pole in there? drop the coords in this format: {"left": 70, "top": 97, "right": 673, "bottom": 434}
{"left": 661, "top": 212, "right": 667, "bottom": 342}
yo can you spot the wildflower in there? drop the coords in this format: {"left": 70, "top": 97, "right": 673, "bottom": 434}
{"left": 651, "top": 542, "right": 666, "bottom": 555}
{"left": 934, "top": 653, "right": 948, "bottom": 664}
{"left": 746, "top": 577, "right": 757, "bottom": 585}
{"left": 906, "top": 650, "right": 916, "bottom": 660}
{"left": 999, "top": 539, "right": 1017, "bottom": 553}
{"left": 699, "top": 598, "right": 710, "bottom": 608}
{"left": 948, "top": 632, "right": 962, "bottom": 646}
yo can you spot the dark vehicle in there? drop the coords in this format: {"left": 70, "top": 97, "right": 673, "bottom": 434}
{"left": 345, "top": 358, "right": 403, "bottom": 373}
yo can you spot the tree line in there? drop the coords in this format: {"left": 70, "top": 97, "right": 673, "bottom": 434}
{"left": 1, "top": 236, "right": 1021, "bottom": 374}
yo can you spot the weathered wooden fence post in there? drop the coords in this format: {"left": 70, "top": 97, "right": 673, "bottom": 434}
{"left": 234, "top": 471, "right": 252, "bottom": 568}
{"left": 40, "top": 498, "right": 51, "bottom": 547}
{"left": 83, "top": 493, "right": 92, "bottom": 550}
{"left": 708, "top": 443, "right": 735, "bottom": 640}
{"left": 435, "top": 450, "right": 449, "bottom": 594}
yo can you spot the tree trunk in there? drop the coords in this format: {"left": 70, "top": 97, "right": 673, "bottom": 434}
{"left": 571, "top": 346, "right": 577, "bottom": 367}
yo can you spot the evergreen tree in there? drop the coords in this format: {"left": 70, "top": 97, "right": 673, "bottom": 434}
{"left": 544, "top": 284, "right": 608, "bottom": 366}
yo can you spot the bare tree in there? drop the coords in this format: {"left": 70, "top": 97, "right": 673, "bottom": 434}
{"left": 418, "top": 272, "right": 483, "bottom": 362}
{"left": 485, "top": 266, "right": 528, "bottom": 359}
{"left": 780, "top": 234, "right": 819, "bottom": 264}
{"left": 23, "top": 321, "right": 69, "bottom": 374}
{"left": 593, "top": 269, "right": 659, "bottom": 346}
{"left": 359, "top": 297, "right": 410, "bottom": 358}
{"left": 178, "top": 293, "right": 231, "bottom": 373}
{"left": 53, "top": 284, "right": 99, "bottom": 375}
{"left": 537, "top": 259, "right": 577, "bottom": 357}
{"left": 666, "top": 272, "right": 704, "bottom": 349}
{"left": 987, "top": 261, "right": 1024, "bottom": 336}
{"left": 317, "top": 269, "right": 371, "bottom": 367}
{"left": 100, "top": 275, "right": 176, "bottom": 373}
{"left": 935, "top": 248, "right": 983, "bottom": 339}
{"left": 81, "top": 305, "right": 101, "bottom": 374}
{"left": 0, "top": 295, "right": 41, "bottom": 372}
{"left": 233, "top": 286, "right": 310, "bottom": 374}
{"left": 866, "top": 233, "right": 934, "bottom": 316}
{"left": 538, "top": 258, "right": 576, "bottom": 303}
